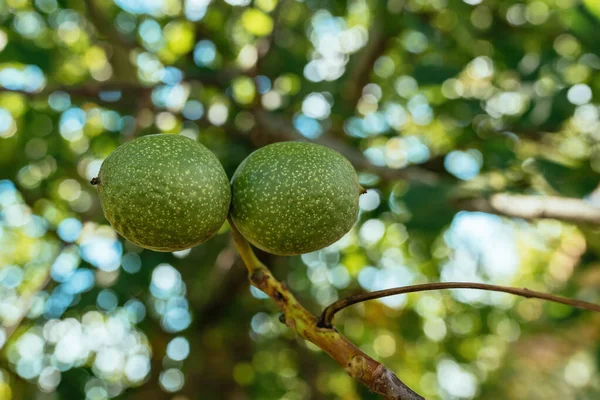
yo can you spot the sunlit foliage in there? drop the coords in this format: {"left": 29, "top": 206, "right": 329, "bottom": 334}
{"left": 1, "top": 0, "right": 599, "bottom": 399}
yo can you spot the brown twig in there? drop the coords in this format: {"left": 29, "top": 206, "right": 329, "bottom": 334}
{"left": 454, "top": 193, "right": 600, "bottom": 225}
{"left": 228, "top": 218, "right": 425, "bottom": 400}
{"left": 317, "top": 282, "right": 600, "bottom": 329}
{"left": 0, "top": 76, "right": 438, "bottom": 186}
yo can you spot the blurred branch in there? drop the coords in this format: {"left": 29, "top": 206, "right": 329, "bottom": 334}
{"left": 341, "top": 2, "right": 403, "bottom": 113}
{"left": 318, "top": 282, "right": 600, "bottom": 329}
{"left": 183, "top": 62, "right": 244, "bottom": 85}
{"left": 83, "top": 0, "right": 135, "bottom": 50}
{"left": 252, "top": 110, "right": 439, "bottom": 184}
{"left": 0, "top": 83, "right": 151, "bottom": 107}
{"left": 1, "top": 77, "right": 440, "bottom": 185}
{"left": 454, "top": 193, "right": 600, "bottom": 225}
{"left": 228, "top": 217, "right": 425, "bottom": 400}
{"left": 132, "top": 90, "right": 153, "bottom": 137}
{"left": 83, "top": 0, "right": 137, "bottom": 81}
{"left": 342, "top": 19, "right": 389, "bottom": 111}
{"left": 253, "top": 0, "right": 288, "bottom": 74}
{"left": 192, "top": 257, "right": 249, "bottom": 326}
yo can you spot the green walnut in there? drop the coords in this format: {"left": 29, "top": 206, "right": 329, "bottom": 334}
{"left": 230, "top": 142, "right": 363, "bottom": 256}
{"left": 92, "top": 134, "right": 231, "bottom": 252}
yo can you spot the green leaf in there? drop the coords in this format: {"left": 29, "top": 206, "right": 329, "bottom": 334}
{"left": 535, "top": 158, "right": 599, "bottom": 198}
{"left": 399, "top": 182, "right": 456, "bottom": 232}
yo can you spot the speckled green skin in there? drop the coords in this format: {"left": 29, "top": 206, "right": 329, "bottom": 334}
{"left": 96, "top": 134, "right": 231, "bottom": 252}
{"left": 230, "top": 142, "right": 361, "bottom": 256}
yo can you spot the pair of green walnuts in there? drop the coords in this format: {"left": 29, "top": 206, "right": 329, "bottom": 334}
{"left": 93, "top": 134, "right": 364, "bottom": 256}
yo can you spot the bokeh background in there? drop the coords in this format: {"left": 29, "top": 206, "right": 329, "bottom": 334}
{"left": 1, "top": 0, "right": 600, "bottom": 399}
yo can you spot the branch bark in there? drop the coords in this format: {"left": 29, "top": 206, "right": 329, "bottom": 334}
{"left": 0, "top": 78, "right": 439, "bottom": 185}
{"left": 227, "top": 217, "right": 425, "bottom": 400}
{"left": 0, "top": 83, "right": 152, "bottom": 109}
{"left": 338, "top": 0, "right": 406, "bottom": 114}
{"left": 252, "top": 0, "right": 287, "bottom": 75}
{"left": 454, "top": 193, "right": 600, "bottom": 225}
{"left": 83, "top": 0, "right": 137, "bottom": 81}
{"left": 342, "top": 16, "right": 390, "bottom": 112}
{"left": 251, "top": 110, "right": 439, "bottom": 185}
{"left": 317, "top": 282, "right": 600, "bottom": 329}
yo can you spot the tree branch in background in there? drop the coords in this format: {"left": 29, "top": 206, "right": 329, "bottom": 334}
{"left": 0, "top": 73, "right": 440, "bottom": 186}
{"left": 228, "top": 217, "right": 425, "bottom": 400}
{"left": 0, "top": 83, "right": 152, "bottom": 110}
{"left": 251, "top": 110, "right": 439, "bottom": 184}
{"left": 83, "top": 0, "right": 138, "bottom": 81}
{"left": 342, "top": 8, "right": 395, "bottom": 112}
{"left": 454, "top": 193, "right": 600, "bottom": 225}
{"left": 318, "top": 282, "right": 600, "bottom": 329}
{"left": 253, "top": 0, "right": 288, "bottom": 74}
{"left": 191, "top": 257, "right": 250, "bottom": 326}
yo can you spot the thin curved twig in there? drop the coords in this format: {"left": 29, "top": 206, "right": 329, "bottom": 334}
{"left": 227, "top": 217, "right": 425, "bottom": 400}
{"left": 317, "top": 282, "right": 600, "bottom": 329}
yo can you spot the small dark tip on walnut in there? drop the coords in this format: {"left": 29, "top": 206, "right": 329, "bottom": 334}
{"left": 359, "top": 186, "right": 367, "bottom": 195}
{"left": 90, "top": 177, "right": 100, "bottom": 185}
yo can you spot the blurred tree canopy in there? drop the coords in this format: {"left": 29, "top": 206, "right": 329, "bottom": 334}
{"left": 1, "top": 0, "right": 600, "bottom": 399}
